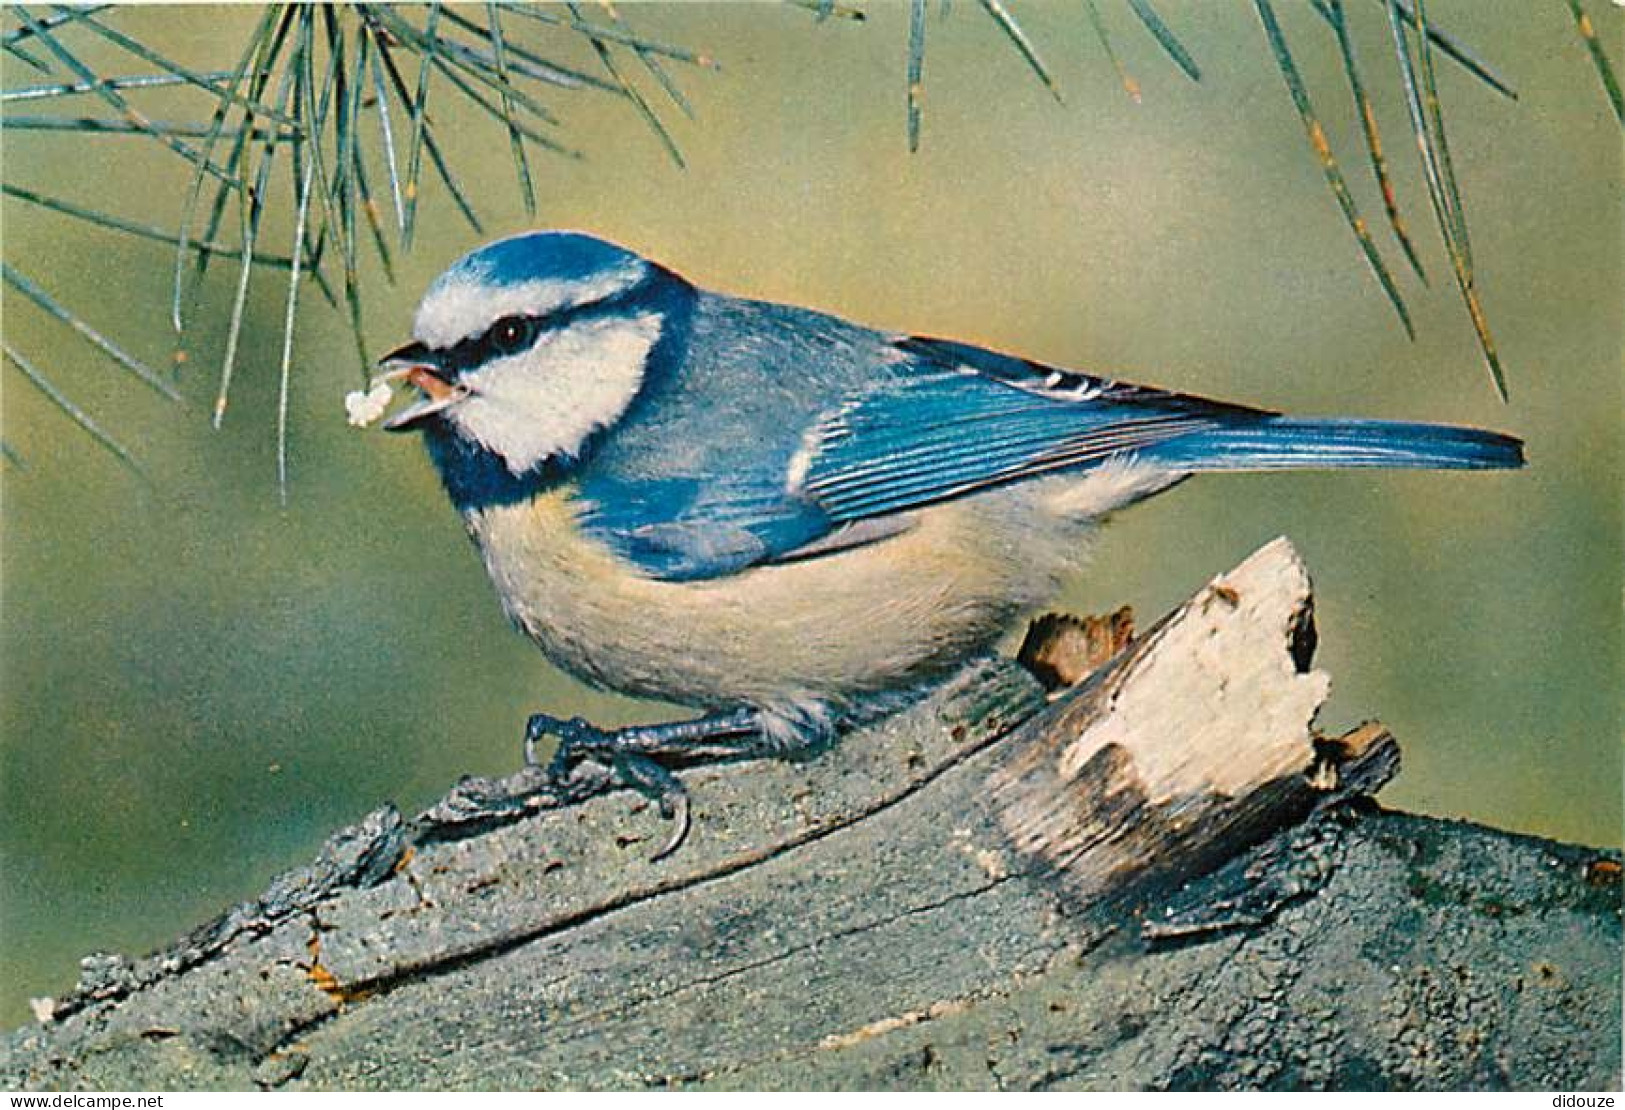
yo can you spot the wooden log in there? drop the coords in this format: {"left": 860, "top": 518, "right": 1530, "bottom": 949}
{"left": 3, "top": 539, "right": 1618, "bottom": 1091}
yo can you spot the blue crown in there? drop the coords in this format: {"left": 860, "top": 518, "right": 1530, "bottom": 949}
{"left": 435, "top": 231, "right": 639, "bottom": 293}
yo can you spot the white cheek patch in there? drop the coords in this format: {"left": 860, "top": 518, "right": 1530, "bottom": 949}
{"left": 413, "top": 263, "right": 646, "bottom": 349}
{"left": 452, "top": 313, "right": 664, "bottom": 473}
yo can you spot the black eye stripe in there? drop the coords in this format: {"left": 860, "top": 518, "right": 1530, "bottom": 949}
{"left": 427, "top": 274, "right": 654, "bottom": 377}
{"left": 434, "top": 313, "right": 544, "bottom": 375}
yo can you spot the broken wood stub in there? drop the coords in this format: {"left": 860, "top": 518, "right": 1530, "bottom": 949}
{"left": 1015, "top": 606, "right": 1135, "bottom": 691}
{"left": 989, "top": 537, "right": 1381, "bottom": 909}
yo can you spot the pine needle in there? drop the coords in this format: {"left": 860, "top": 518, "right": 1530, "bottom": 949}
{"left": 907, "top": 0, "right": 926, "bottom": 151}
{"left": 366, "top": 9, "right": 484, "bottom": 247}
{"left": 12, "top": 8, "right": 243, "bottom": 191}
{"left": 979, "top": 0, "right": 1063, "bottom": 102}
{"left": 499, "top": 3, "right": 719, "bottom": 72}
{"left": 1084, "top": 0, "right": 1141, "bottom": 102}
{"left": 1385, "top": 0, "right": 1505, "bottom": 398}
{"left": 2, "top": 263, "right": 181, "bottom": 401}
{"left": 1560, "top": 0, "right": 1624, "bottom": 125}
{"left": 1371, "top": 0, "right": 1517, "bottom": 100}
{"left": 52, "top": 7, "right": 299, "bottom": 126}
{"left": 1256, "top": 0, "right": 1413, "bottom": 338}
{"left": 1, "top": 182, "right": 300, "bottom": 271}
{"left": 3, "top": 341, "right": 144, "bottom": 476}
{"left": 172, "top": 6, "right": 289, "bottom": 332}
{"left": 1127, "top": 0, "right": 1201, "bottom": 82}
{"left": 1318, "top": 0, "right": 1427, "bottom": 282}
{"left": 567, "top": 1, "right": 685, "bottom": 168}
{"left": 2, "top": 70, "right": 259, "bottom": 104}
{"left": 213, "top": 22, "right": 301, "bottom": 429}
{"left": 2, "top": 115, "right": 293, "bottom": 139}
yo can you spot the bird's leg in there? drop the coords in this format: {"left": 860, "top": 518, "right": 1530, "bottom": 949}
{"left": 523, "top": 708, "right": 769, "bottom": 859}
{"left": 523, "top": 708, "right": 768, "bottom": 769}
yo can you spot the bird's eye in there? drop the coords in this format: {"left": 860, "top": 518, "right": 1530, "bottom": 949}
{"left": 488, "top": 316, "right": 534, "bottom": 356}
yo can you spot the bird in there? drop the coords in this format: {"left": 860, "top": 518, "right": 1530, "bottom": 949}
{"left": 374, "top": 229, "right": 1523, "bottom": 845}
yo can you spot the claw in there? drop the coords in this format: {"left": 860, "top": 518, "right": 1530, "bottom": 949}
{"left": 611, "top": 752, "right": 691, "bottom": 861}
{"left": 517, "top": 706, "right": 767, "bottom": 862}
{"left": 522, "top": 713, "right": 693, "bottom": 859}
{"left": 651, "top": 789, "right": 691, "bottom": 862}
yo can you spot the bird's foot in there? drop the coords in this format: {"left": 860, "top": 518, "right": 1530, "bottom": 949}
{"left": 523, "top": 708, "right": 764, "bottom": 861}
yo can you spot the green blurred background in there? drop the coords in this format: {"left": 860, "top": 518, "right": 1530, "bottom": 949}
{"left": 1, "top": 4, "right": 1619, "bottom": 1027}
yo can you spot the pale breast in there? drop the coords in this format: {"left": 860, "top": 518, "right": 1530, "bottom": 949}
{"left": 464, "top": 486, "right": 1072, "bottom": 714}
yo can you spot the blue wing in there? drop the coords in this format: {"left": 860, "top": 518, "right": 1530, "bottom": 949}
{"left": 574, "top": 308, "right": 1519, "bottom": 582}
{"left": 797, "top": 337, "right": 1266, "bottom": 523}
{"left": 801, "top": 337, "right": 1516, "bottom": 522}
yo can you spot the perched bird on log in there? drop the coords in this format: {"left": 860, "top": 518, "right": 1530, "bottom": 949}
{"left": 369, "top": 230, "right": 1522, "bottom": 835}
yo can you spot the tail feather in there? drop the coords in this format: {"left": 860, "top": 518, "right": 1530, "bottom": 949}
{"left": 1150, "top": 417, "right": 1525, "bottom": 472}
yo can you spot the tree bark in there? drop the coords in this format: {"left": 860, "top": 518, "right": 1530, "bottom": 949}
{"left": 4, "top": 539, "right": 1619, "bottom": 1091}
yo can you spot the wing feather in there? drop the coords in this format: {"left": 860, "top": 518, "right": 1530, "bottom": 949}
{"left": 801, "top": 337, "right": 1270, "bottom": 522}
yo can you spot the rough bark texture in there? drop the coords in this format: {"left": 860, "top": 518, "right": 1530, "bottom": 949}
{"left": 4, "top": 540, "right": 1619, "bottom": 1092}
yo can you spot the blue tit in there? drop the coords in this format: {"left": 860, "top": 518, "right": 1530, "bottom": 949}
{"left": 377, "top": 230, "right": 1522, "bottom": 818}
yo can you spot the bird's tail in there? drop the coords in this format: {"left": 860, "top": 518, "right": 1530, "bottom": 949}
{"left": 1149, "top": 417, "right": 1524, "bottom": 473}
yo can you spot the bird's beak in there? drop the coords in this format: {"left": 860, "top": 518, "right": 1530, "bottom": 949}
{"left": 376, "top": 341, "right": 471, "bottom": 432}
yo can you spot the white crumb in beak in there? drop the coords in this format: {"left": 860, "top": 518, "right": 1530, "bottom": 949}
{"left": 345, "top": 380, "right": 394, "bottom": 428}
{"left": 29, "top": 996, "right": 54, "bottom": 1024}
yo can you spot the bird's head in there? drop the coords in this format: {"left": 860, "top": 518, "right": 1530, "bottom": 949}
{"left": 379, "top": 231, "right": 681, "bottom": 476}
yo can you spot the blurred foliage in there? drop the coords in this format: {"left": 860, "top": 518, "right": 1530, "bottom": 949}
{"left": 3, "top": 1, "right": 1621, "bottom": 487}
